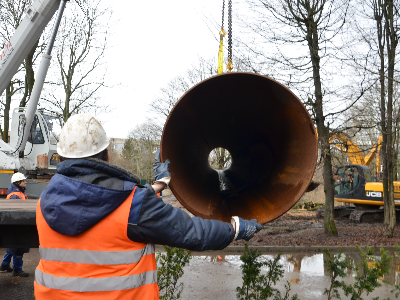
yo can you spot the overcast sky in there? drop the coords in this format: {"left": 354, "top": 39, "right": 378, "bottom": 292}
{"left": 3, "top": 1, "right": 367, "bottom": 140}
{"left": 96, "top": 1, "right": 223, "bottom": 138}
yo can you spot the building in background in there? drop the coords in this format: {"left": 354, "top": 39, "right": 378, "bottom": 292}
{"left": 109, "top": 138, "right": 127, "bottom": 153}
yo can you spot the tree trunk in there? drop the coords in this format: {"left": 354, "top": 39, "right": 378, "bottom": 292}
{"left": 393, "top": 147, "right": 398, "bottom": 181}
{"left": 63, "top": 73, "right": 72, "bottom": 122}
{"left": 380, "top": 72, "right": 390, "bottom": 236}
{"left": 218, "top": 148, "right": 226, "bottom": 170}
{"left": 374, "top": 0, "right": 390, "bottom": 236}
{"left": 64, "top": 93, "right": 70, "bottom": 122}
{"left": 383, "top": 0, "right": 397, "bottom": 237}
{"left": 306, "top": 19, "right": 337, "bottom": 235}
{"left": 385, "top": 62, "right": 395, "bottom": 237}
{"left": 319, "top": 125, "right": 337, "bottom": 235}
{"left": 393, "top": 120, "right": 398, "bottom": 181}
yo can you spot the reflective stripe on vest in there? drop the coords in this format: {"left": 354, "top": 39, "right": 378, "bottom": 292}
{"left": 39, "top": 243, "right": 155, "bottom": 265}
{"left": 35, "top": 269, "right": 157, "bottom": 292}
{"left": 6, "top": 191, "right": 27, "bottom": 199}
{"left": 34, "top": 186, "right": 159, "bottom": 299}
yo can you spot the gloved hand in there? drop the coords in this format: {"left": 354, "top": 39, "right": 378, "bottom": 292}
{"left": 231, "top": 216, "right": 262, "bottom": 241}
{"left": 153, "top": 149, "right": 171, "bottom": 187}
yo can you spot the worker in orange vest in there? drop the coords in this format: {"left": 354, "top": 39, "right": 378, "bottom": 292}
{"left": 34, "top": 114, "right": 262, "bottom": 299}
{"left": 6, "top": 172, "right": 28, "bottom": 200}
{"left": 0, "top": 172, "right": 30, "bottom": 277}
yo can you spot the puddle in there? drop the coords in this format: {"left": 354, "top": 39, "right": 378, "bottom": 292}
{"left": 176, "top": 250, "right": 399, "bottom": 300}
{"left": 1, "top": 247, "right": 398, "bottom": 300}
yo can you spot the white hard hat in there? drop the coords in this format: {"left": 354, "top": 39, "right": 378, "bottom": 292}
{"left": 11, "top": 172, "right": 27, "bottom": 183}
{"left": 57, "top": 114, "right": 109, "bottom": 158}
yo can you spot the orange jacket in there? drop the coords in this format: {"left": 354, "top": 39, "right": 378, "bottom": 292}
{"left": 6, "top": 191, "right": 27, "bottom": 200}
{"left": 34, "top": 187, "right": 159, "bottom": 300}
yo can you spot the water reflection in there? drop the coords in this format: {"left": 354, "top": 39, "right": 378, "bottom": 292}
{"left": 286, "top": 253, "right": 324, "bottom": 283}
{"left": 344, "top": 250, "right": 400, "bottom": 286}
{"left": 194, "top": 252, "right": 326, "bottom": 280}
{"left": 193, "top": 248, "right": 400, "bottom": 293}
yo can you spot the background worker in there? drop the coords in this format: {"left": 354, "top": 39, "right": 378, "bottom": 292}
{"left": 343, "top": 167, "right": 354, "bottom": 193}
{"left": 0, "top": 173, "right": 30, "bottom": 277}
{"left": 34, "top": 114, "right": 261, "bottom": 299}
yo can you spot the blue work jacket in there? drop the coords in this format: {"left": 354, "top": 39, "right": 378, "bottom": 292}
{"left": 39, "top": 159, "right": 235, "bottom": 251}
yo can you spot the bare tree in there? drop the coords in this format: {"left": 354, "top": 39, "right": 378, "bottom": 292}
{"left": 373, "top": 0, "right": 399, "bottom": 236}
{"left": 122, "top": 121, "right": 161, "bottom": 183}
{"left": 149, "top": 58, "right": 217, "bottom": 121}
{"left": 348, "top": 0, "right": 400, "bottom": 236}
{"left": 149, "top": 76, "right": 192, "bottom": 120}
{"left": 108, "top": 143, "right": 136, "bottom": 176}
{"left": 42, "top": 0, "right": 111, "bottom": 123}
{"left": 239, "top": 0, "right": 356, "bottom": 235}
{"left": 149, "top": 55, "right": 259, "bottom": 123}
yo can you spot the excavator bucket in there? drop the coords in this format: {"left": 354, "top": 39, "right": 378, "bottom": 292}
{"left": 161, "top": 72, "right": 318, "bottom": 224}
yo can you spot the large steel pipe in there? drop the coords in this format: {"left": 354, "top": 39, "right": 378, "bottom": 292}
{"left": 161, "top": 72, "right": 317, "bottom": 224}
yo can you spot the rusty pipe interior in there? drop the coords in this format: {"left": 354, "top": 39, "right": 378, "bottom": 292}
{"left": 161, "top": 72, "right": 318, "bottom": 224}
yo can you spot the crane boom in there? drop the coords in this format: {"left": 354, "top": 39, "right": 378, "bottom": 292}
{"left": 0, "top": 0, "right": 61, "bottom": 97}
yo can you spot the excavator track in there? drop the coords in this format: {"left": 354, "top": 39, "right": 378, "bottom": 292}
{"left": 316, "top": 206, "right": 396, "bottom": 224}
{"left": 349, "top": 209, "right": 384, "bottom": 223}
{"left": 316, "top": 206, "right": 355, "bottom": 219}
{"left": 349, "top": 208, "right": 400, "bottom": 223}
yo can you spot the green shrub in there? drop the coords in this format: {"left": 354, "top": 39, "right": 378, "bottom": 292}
{"left": 323, "top": 249, "right": 353, "bottom": 300}
{"left": 341, "top": 246, "right": 391, "bottom": 300}
{"left": 236, "top": 243, "right": 298, "bottom": 300}
{"left": 156, "top": 246, "right": 191, "bottom": 300}
{"left": 386, "top": 245, "right": 400, "bottom": 299}
{"left": 324, "top": 246, "right": 392, "bottom": 300}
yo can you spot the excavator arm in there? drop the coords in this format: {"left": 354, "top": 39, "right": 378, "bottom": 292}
{"left": 364, "top": 135, "right": 382, "bottom": 166}
{"left": 331, "top": 133, "right": 366, "bottom": 165}
{"left": 331, "top": 133, "right": 383, "bottom": 170}
{"left": 374, "top": 135, "right": 383, "bottom": 176}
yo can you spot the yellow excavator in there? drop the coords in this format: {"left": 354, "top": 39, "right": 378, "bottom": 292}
{"left": 330, "top": 133, "right": 380, "bottom": 167}
{"left": 330, "top": 134, "right": 400, "bottom": 222}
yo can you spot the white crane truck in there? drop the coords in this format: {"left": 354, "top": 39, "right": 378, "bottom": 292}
{"left": 0, "top": 0, "right": 69, "bottom": 247}
{"left": 0, "top": 0, "right": 68, "bottom": 198}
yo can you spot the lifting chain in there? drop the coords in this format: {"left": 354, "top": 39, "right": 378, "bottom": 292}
{"left": 227, "top": 0, "right": 233, "bottom": 72}
{"left": 221, "top": 0, "right": 225, "bottom": 31}
{"left": 220, "top": 0, "right": 226, "bottom": 37}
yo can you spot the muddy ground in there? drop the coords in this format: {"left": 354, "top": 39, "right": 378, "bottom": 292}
{"left": 233, "top": 210, "right": 400, "bottom": 247}
{"left": 162, "top": 191, "right": 400, "bottom": 248}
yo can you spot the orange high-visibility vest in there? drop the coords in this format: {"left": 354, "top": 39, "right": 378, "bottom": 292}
{"left": 34, "top": 187, "right": 159, "bottom": 300}
{"left": 6, "top": 191, "right": 27, "bottom": 199}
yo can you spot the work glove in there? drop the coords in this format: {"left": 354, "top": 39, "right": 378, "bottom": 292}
{"left": 231, "top": 216, "right": 262, "bottom": 241}
{"left": 153, "top": 149, "right": 171, "bottom": 187}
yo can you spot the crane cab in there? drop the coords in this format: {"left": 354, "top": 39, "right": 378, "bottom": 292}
{"left": 9, "top": 108, "right": 61, "bottom": 174}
